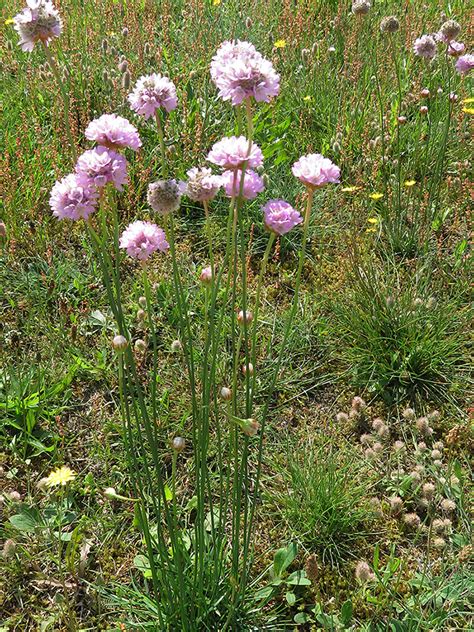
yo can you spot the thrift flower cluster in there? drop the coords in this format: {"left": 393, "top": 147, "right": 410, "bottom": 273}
{"left": 13, "top": 0, "right": 62, "bottom": 52}
{"left": 128, "top": 73, "right": 178, "bottom": 118}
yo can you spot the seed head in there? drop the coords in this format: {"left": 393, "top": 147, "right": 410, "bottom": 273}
{"left": 220, "top": 387, "right": 232, "bottom": 401}
{"left": 171, "top": 340, "right": 182, "bottom": 352}
{"left": 402, "top": 407, "right": 415, "bottom": 420}
{"left": 305, "top": 554, "right": 318, "bottom": 583}
{"left": 360, "top": 433, "right": 372, "bottom": 445}
{"left": 372, "top": 417, "right": 384, "bottom": 431}
{"left": 138, "top": 296, "right": 147, "bottom": 308}
{"left": 112, "top": 335, "right": 128, "bottom": 352}
{"left": 351, "top": 396, "right": 366, "bottom": 411}
{"left": 416, "top": 417, "right": 429, "bottom": 434}
{"left": 122, "top": 27, "right": 129, "bottom": 37}
{"left": 422, "top": 482, "right": 436, "bottom": 500}
{"left": 380, "top": 15, "right": 400, "bottom": 33}
{"left": 403, "top": 512, "right": 421, "bottom": 529}
{"left": 336, "top": 412, "right": 349, "bottom": 423}
{"left": 440, "top": 498, "right": 455, "bottom": 513}
{"left": 352, "top": 1, "right": 371, "bottom": 16}
{"left": 389, "top": 496, "right": 403, "bottom": 515}
{"left": 438, "top": 19, "right": 461, "bottom": 43}
{"left": 134, "top": 339, "right": 147, "bottom": 353}
{"left": 172, "top": 436, "right": 186, "bottom": 452}
{"left": 431, "top": 449, "right": 442, "bottom": 460}
{"left": 147, "top": 180, "right": 183, "bottom": 215}
{"left": 137, "top": 309, "right": 146, "bottom": 321}
{"left": 355, "top": 560, "right": 375, "bottom": 582}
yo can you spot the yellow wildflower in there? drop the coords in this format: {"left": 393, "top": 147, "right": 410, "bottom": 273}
{"left": 341, "top": 186, "right": 360, "bottom": 193}
{"left": 461, "top": 97, "right": 474, "bottom": 104}
{"left": 404, "top": 180, "right": 416, "bottom": 187}
{"left": 366, "top": 228, "right": 377, "bottom": 233}
{"left": 303, "top": 95, "right": 312, "bottom": 102}
{"left": 45, "top": 466, "right": 76, "bottom": 488}
{"left": 369, "top": 192, "right": 384, "bottom": 200}
{"left": 5, "top": 18, "right": 14, "bottom": 25}
{"left": 212, "top": 0, "right": 221, "bottom": 5}
{"left": 367, "top": 217, "right": 378, "bottom": 224}
{"left": 274, "top": 40, "right": 286, "bottom": 48}
{"left": 462, "top": 107, "right": 474, "bottom": 115}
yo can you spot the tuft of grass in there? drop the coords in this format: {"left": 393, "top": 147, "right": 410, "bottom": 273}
{"left": 273, "top": 438, "right": 373, "bottom": 565}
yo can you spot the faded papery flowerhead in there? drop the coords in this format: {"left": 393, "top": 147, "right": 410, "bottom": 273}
{"left": 352, "top": 0, "right": 371, "bottom": 16}
{"left": 183, "top": 167, "right": 222, "bottom": 202}
{"left": 49, "top": 173, "right": 98, "bottom": 220}
{"left": 85, "top": 114, "right": 142, "bottom": 151}
{"left": 221, "top": 168, "right": 265, "bottom": 199}
{"left": 292, "top": 153, "right": 340, "bottom": 189}
{"left": 128, "top": 73, "right": 178, "bottom": 119}
{"left": 455, "top": 54, "right": 474, "bottom": 75}
{"left": 147, "top": 179, "right": 184, "bottom": 215}
{"left": 13, "top": 0, "right": 62, "bottom": 52}
{"left": 437, "top": 19, "right": 461, "bottom": 43}
{"left": 207, "top": 136, "right": 263, "bottom": 170}
{"left": 413, "top": 35, "right": 437, "bottom": 59}
{"left": 75, "top": 146, "right": 128, "bottom": 191}
{"left": 262, "top": 199, "right": 302, "bottom": 235}
{"left": 355, "top": 561, "right": 374, "bottom": 582}
{"left": 210, "top": 40, "right": 280, "bottom": 105}
{"left": 119, "top": 220, "right": 169, "bottom": 260}
{"left": 380, "top": 15, "right": 400, "bottom": 34}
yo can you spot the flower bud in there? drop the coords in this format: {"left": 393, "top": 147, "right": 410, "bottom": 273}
{"left": 241, "top": 418, "right": 259, "bottom": 437}
{"left": 104, "top": 487, "right": 118, "bottom": 499}
{"left": 137, "top": 309, "right": 146, "bottom": 321}
{"left": 138, "top": 296, "right": 147, "bottom": 308}
{"left": 397, "top": 115, "right": 407, "bottom": 125}
{"left": 112, "top": 335, "right": 128, "bottom": 352}
{"left": 237, "top": 309, "right": 253, "bottom": 325}
{"left": 0, "top": 222, "right": 6, "bottom": 237}
{"left": 420, "top": 88, "right": 430, "bottom": 98}
{"left": 122, "top": 70, "right": 131, "bottom": 90}
{"left": 134, "top": 339, "right": 147, "bottom": 353}
{"left": 172, "top": 436, "right": 186, "bottom": 452}
{"left": 242, "top": 362, "right": 254, "bottom": 376}
{"left": 200, "top": 266, "right": 213, "bottom": 285}
{"left": 220, "top": 387, "right": 232, "bottom": 401}
{"left": 122, "top": 27, "right": 129, "bottom": 37}
{"left": 420, "top": 105, "right": 428, "bottom": 115}
{"left": 171, "top": 339, "right": 182, "bottom": 352}
{"left": 245, "top": 17, "right": 252, "bottom": 28}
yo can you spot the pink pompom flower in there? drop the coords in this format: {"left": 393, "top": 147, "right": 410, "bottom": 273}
{"left": 447, "top": 41, "right": 465, "bottom": 57}
{"left": 207, "top": 136, "right": 263, "bottom": 170}
{"left": 292, "top": 153, "right": 340, "bottom": 189}
{"left": 128, "top": 74, "right": 178, "bottom": 119}
{"left": 49, "top": 173, "right": 99, "bottom": 221}
{"left": 413, "top": 35, "right": 437, "bottom": 59}
{"left": 75, "top": 146, "right": 128, "bottom": 191}
{"left": 262, "top": 199, "right": 303, "bottom": 235}
{"left": 85, "top": 114, "right": 142, "bottom": 151}
{"left": 13, "top": 0, "right": 62, "bottom": 52}
{"left": 455, "top": 54, "right": 474, "bottom": 75}
{"left": 119, "top": 221, "right": 169, "bottom": 260}
{"left": 182, "top": 167, "right": 222, "bottom": 202}
{"left": 221, "top": 169, "right": 264, "bottom": 199}
{"left": 210, "top": 40, "right": 280, "bottom": 106}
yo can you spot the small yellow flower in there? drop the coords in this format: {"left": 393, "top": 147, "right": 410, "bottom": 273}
{"left": 303, "top": 95, "right": 312, "bottom": 102}
{"left": 367, "top": 217, "right": 379, "bottom": 224}
{"left": 341, "top": 186, "right": 360, "bottom": 193}
{"left": 274, "top": 39, "right": 286, "bottom": 48}
{"left": 5, "top": 18, "right": 14, "bottom": 25}
{"left": 369, "top": 192, "right": 384, "bottom": 200}
{"left": 462, "top": 107, "right": 474, "bottom": 115}
{"left": 212, "top": 0, "right": 221, "bottom": 5}
{"left": 461, "top": 97, "right": 474, "bottom": 104}
{"left": 45, "top": 466, "right": 76, "bottom": 488}
{"left": 404, "top": 180, "right": 416, "bottom": 187}
{"left": 366, "top": 227, "right": 377, "bottom": 233}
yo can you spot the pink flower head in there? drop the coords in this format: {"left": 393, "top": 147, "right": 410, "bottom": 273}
{"left": 13, "top": 0, "right": 62, "bottom": 52}
{"left": 49, "top": 173, "right": 98, "bottom": 221}
{"left": 85, "top": 114, "right": 142, "bottom": 151}
{"left": 447, "top": 41, "right": 465, "bottom": 57}
{"left": 182, "top": 167, "right": 222, "bottom": 202}
{"left": 119, "top": 221, "right": 169, "bottom": 260}
{"left": 262, "top": 199, "right": 303, "bottom": 235}
{"left": 455, "top": 54, "right": 474, "bottom": 75}
{"left": 128, "top": 74, "right": 178, "bottom": 119}
{"left": 75, "top": 146, "right": 128, "bottom": 191}
{"left": 207, "top": 136, "right": 263, "bottom": 170}
{"left": 210, "top": 40, "right": 280, "bottom": 106}
{"left": 413, "top": 35, "right": 437, "bottom": 59}
{"left": 221, "top": 169, "right": 264, "bottom": 199}
{"left": 292, "top": 153, "right": 340, "bottom": 189}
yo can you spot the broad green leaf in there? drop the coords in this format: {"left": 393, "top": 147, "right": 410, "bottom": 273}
{"left": 340, "top": 599, "right": 353, "bottom": 626}
{"left": 286, "top": 570, "right": 311, "bottom": 586}
{"left": 285, "top": 591, "right": 296, "bottom": 606}
{"left": 9, "top": 507, "right": 41, "bottom": 532}
{"left": 273, "top": 542, "right": 297, "bottom": 578}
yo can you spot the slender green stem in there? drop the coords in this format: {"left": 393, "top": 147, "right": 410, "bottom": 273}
{"left": 42, "top": 42, "right": 77, "bottom": 163}
{"left": 155, "top": 111, "right": 167, "bottom": 177}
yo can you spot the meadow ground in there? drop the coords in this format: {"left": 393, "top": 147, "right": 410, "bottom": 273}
{"left": 1, "top": 0, "right": 473, "bottom": 630}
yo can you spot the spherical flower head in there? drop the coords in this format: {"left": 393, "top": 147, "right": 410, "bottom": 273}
{"left": 147, "top": 179, "right": 183, "bottom": 215}
{"left": 221, "top": 169, "right": 264, "bottom": 199}
{"left": 119, "top": 221, "right": 169, "bottom": 260}
{"left": 440, "top": 498, "right": 456, "bottom": 513}
{"left": 210, "top": 40, "right": 280, "bottom": 106}
{"left": 352, "top": 1, "right": 371, "bottom": 16}
{"left": 403, "top": 512, "right": 421, "bottom": 529}
{"left": 112, "top": 335, "right": 128, "bottom": 352}
{"left": 75, "top": 146, "right": 128, "bottom": 191}
{"left": 413, "top": 35, "right": 437, "bottom": 59}
{"left": 455, "top": 54, "right": 474, "bottom": 75}
{"left": 183, "top": 167, "right": 222, "bottom": 202}
{"left": 13, "top": 0, "right": 62, "bottom": 52}
{"left": 437, "top": 19, "right": 461, "bottom": 43}
{"left": 262, "top": 199, "right": 302, "bottom": 235}
{"left": 292, "top": 153, "right": 340, "bottom": 189}
{"left": 85, "top": 114, "right": 142, "bottom": 151}
{"left": 447, "top": 41, "right": 465, "bottom": 57}
{"left": 128, "top": 73, "right": 178, "bottom": 119}
{"left": 207, "top": 136, "right": 263, "bottom": 170}
{"left": 45, "top": 465, "right": 75, "bottom": 488}
{"left": 49, "top": 173, "right": 98, "bottom": 221}
{"left": 355, "top": 561, "right": 374, "bottom": 583}
{"left": 380, "top": 15, "right": 400, "bottom": 33}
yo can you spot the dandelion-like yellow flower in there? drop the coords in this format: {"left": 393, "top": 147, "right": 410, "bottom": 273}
{"left": 461, "top": 97, "right": 474, "bottom": 104}
{"left": 341, "top": 186, "right": 360, "bottom": 193}
{"left": 369, "top": 192, "right": 384, "bottom": 200}
{"left": 274, "top": 39, "right": 286, "bottom": 48}
{"left": 366, "top": 227, "right": 377, "bottom": 233}
{"left": 462, "top": 107, "right": 474, "bottom": 115}
{"left": 404, "top": 180, "right": 416, "bottom": 187}
{"left": 45, "top": 466, "right": 76, "bottom": 488}
{"left": 212, "top": 0, "right": 221, "bottom": 5}
{"left": 303, "top": 95, "right": 312, "bottom": 102}
{"left": 5, "top": 18, "right": 14, "bottom": 25}
{"left": 367, "top": 217, "right": 379, "bottom": 224}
